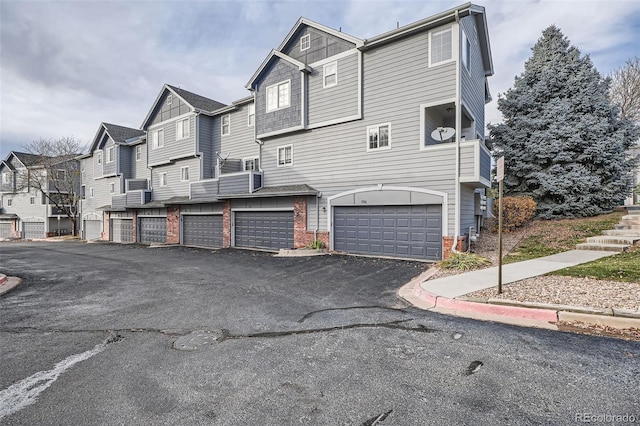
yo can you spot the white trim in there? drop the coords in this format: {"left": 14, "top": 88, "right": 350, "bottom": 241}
{"left": 326, "top": 186, "right": 449, "bottom": 251}
{"left": 221, "top": 114, "right": 231, "bottom": 136}
{"left": 357, "top": 50, "right": 363, "bottom": 120}
{"left": 180, "top": 166, "right": 190, "bottom": 182}
{"left": 135, "top": 145, "right": 142, "bottom": 162}
{"left": 151, "top": 128, "right": 165, "bottom": 150}
{"left": 308, "top": 49, "right": 357, "bottom": 68}
{"left": 257, "top": 125, "right": 305, "bottom": 139}
{"left": 323, "top": 61, "right": 338, "bottom": 88}
{"left": 176, "top": 117, "right": 190, "bottom": 140}
{"left": 307, "top": 114, "right": 362, "bottom": 131}
{"left": 418, "top": 98, "right": 457, "bottom": 151}
{"left": 429, "top": 24, "right": 455, "bottom": 67}
{"left": 265, "top": 79, "right": 291, "bottom": 112}
{"left": 366, "top": 123, "right": 392, "bottom": 152}
{"left": 277, "top": 17, "right": 364, "bottom": 51}
{"left": 231, "top": 208, "right": 294, "bottom": 212}
{"left": 276, "top": 144, "right": 293, "bottom": 167}
{"left": 247, "top": 103, "right": 255, "bottom": 127}
{"left": 461, "top": 29, "right": 471, "bottom": 72}
{"left": 106, "top": 146, "right": 115, "bottom": 163}
{"left": 300, "top": 34, "right": 310, "bottom": 51}
{"left": 242, "top": 158, "right": 259, "bottom": 171}
{"left": 180, "top": 212, "right": 223, "bottom": 216}
{"left": 159, "top": 172, "right": 168, "bottom": 187}
{"left": 147, "top": 111, "right": 194, "bottom": 131}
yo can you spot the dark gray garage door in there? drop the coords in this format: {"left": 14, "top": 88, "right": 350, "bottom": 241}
{"left": 139, "top": 217, "right": 166, "bottom": 244}
{"left": 234, "top": 211, "right": 293, "bottom": 250}
{"left": 0, "top": 222, "right": 12, "bottom": 239}
{"left": 333, "top": 205, "right": 442, "bottom": 260}
{"left": 182, "top": 215, "right": 223, "bottom": 248}
{"left": 23, "top": 222, "right": 45, "bottom": 240}
{"left": 84, "top": 220, "right": 102, "bottom": 240}
{"left": 110, "top": 219, "right": 134, "bottom": 243}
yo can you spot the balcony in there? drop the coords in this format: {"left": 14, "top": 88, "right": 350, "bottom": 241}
{"left": 459, "top": 139, "right": 492, "bottom": 187}
{"left": 111, "top": 189, "right": 152, "bottom": 210}
{"left": 190, "top": 171, "right": 263, "bottom": 202}
{"left": 48, "top": 205, "right": 75, "bottom": 217}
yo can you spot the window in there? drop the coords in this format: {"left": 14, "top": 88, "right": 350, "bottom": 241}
{"left": 81, "top": 185, "right": 86, "bottom": 199}
{"left": 56, "top": 170, "right": 66, "bottom": 180}
{"left": 221, "top": 115, "right": 230, "bottom": 136}
{"left": 266, "top": 80, "right": 290, "bottom": 112}
{"left": 323, "top": 61, "right": 338, "bottom": 88}
{"left": 367, "top": 124, "right": 391, "bottom": 151}
{"left": 243, "top": 158, "right": 260, "bottom": 171}
{"left": 462, "top": 32, "right": 471, "bottom": 71}
{"left": 90, "top": 188, "right": 95, "bottom": 198}
{"left": 181, "top": 166, "right": 190, "bottom": 182}
{"left": 136, "top": 145, "right": 142, "bottom": 161}
{"left": 107, "top": 146, "right": 115, "bottom": 163}
{"left": 7, "top": 198, "right": 12, "bottom": 207}
{"left": 160, "top": 172, "right": 167, "bottom": 187}
{"left": 247, "top": 104, "right": 255, "bottom": 127}
{"left": 97, "top": 152, "right": 102, "bottom": 165}
{"left": 430, "top": 26, "right": 452, "bottom": 66}
{"left": 176, "top": 118, "right": 190, "bottom": 140}
{"left": 2, "top": 172, "right": 9, "bottom": 184}
{"left": 167, "top": 94, "right": 173, "bottom": 105}
{"left": 277, "top": 145, "right": 293, "bottom": 167}
{"left": 109, "top": 183, "right": 115, "bottom": 193}
{"left": 300, "top": 34, "right": 310, "bottom": 51}
{"left": 152, "top": 129, "right": 164, "bottom": 149}
{"left": 30, "top": 196, "right": 35, "bottom": 205}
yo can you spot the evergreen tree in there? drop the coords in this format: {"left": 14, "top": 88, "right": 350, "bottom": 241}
{"left": 489, "top": 26, "right": 639, "bottom": 218}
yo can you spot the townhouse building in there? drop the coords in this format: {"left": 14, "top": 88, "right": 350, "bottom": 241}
{"left": 80, "top": 3, "right": 493, "bottom": 261}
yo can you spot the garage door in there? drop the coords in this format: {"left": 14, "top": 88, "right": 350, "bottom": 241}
{"left": 182, "top": 215, "right": 223, "bottom": 248}
{"left": 234, "top": 211, "right": 293, "bottom": 250}
{"left": 139, "top": 217, "right": 166, "bottom": 244}
{"left": 110, "top": 219, "right": 134, "bottom": 243}
{"left": 333, "top": 205, "right": 442, "bottom": 260}
{"left": 23, "top": 222, "right": 45, "bottom": 240}
{"left": 0, "top": 222, "right": 12, "bottom": 239}
{"left": 84, "top": 220, "right": 102, "bottom": 240}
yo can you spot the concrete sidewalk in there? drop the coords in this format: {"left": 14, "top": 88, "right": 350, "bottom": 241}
{"left": 421, "top": 250, "right": 616, "bottom": 299}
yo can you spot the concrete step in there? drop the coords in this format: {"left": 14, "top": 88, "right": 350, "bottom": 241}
{"left": 615, "top": 224, "right": 640, "bottom": 230}
{"left": 576, "top": 243, "right": 630, "bottom": 252}
{"left": 603, "top": 229, "right": 640, "bottom": 236}
{"left": 586, "top": 236, "right": 640, "bottom": 245}
{"left": 626, "top": 206, "right": 640, "bottom": 215}
{"left": 621, "top": 215, "right": 640, "bottom": 221}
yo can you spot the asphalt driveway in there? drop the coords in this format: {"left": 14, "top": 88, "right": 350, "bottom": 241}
{"left": 1, "top": 241, "right": 638, "bottom": 425}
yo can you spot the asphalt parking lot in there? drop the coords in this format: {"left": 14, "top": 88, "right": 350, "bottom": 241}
{"left": 1, "top": 241, "right": 639, "bottom": 425}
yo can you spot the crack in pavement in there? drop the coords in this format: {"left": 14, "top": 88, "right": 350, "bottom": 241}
{"left": 297, "top": 305, "right": 409, "bottom": 323}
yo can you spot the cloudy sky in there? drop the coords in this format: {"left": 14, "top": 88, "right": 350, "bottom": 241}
{"left": 1, "top": 0, "right": 638, "bottom": 158}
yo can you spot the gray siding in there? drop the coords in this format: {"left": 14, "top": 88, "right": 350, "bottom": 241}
{"left": 259, "top": 29, "right": 459, "bottom": 233}
{"left": 2, "top": 190, "right": 47, "bottom": 223}
{"left": 221, "top": 103, "right": 258, "bottom": 162}
{"left": 151, "top": 157, "right": 200, "bottom": 201}
{"left": 307, "top": 52, "right": 359, "bottom": 126}
{"left": 231, "top": 197, "right": 293, "bottom": 210}
{"left": 460, "top": 185, "right": 477, "bottom": 235}
{"left": 190, "top": 179, "right": 218, "bottom": 202}
{"left": 131, "top": 143, "right": 151, "bottom": 181}
{"left": 256, "top": 59, "right": 302, "bottom": 136}
{"left": 148, "top": 113, "right": 197, "bottom": 166}
{"left": 150, "top": 91, "right": 191, "bottom": 126}
{"left": 282, "top": 26, "right": 355, "bottom": 64}
{"left": 137, "top": 208, "right": 166, "bottom": 217}
{"left": 0, "top": 164, "right": 14, "bottom": 192}
{"left": 180, "top": 203, "right": 223, "bottom": 214}
{"left": 102, "top": 139, "right": 117, "bottom": 176}
{"left": 120, "top": 145, "right": 133, "bottom": 180}
{"left": 199, "top": 115, "right": 218, "bottom": 179}
{"left": 219, "top": 173, "right": 250, "bottom": 195}
{"left": 460, "top": 16, "right": 487, "bottom": 140}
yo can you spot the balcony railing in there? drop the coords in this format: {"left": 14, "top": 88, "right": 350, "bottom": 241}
{"left": 459, "top": 139, "right": 492, "bottom": 187}
{"left": 48, "top": 205, "right": 75, "bottom": 217}
{"left": 190, "top": 171, "right": 263, "bottom": 202}
{"left": 111, "top": 189, "right": 152, "bottom": 210}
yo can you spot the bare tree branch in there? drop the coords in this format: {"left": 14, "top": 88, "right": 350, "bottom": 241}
{"left": 610, "top": 56, "right": 640, "bottom": 124}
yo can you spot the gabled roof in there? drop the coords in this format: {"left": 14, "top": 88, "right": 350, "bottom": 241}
{"left": 141, "top": 84, "right": 227, "bottom": 129}
{"left": 11, "top": 152, "right": 44, "bottom": 167}
{"left": 88, "top": 122, "right": 144, "bottom": 153}
{"left": 246, "top": 50, "right": 312, "bottom": 90}
{"left": 277, "top": 17, "right": 364, "bottom": 52}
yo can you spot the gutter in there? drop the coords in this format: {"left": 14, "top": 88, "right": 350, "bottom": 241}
{"left": 452, "top": 9, "right": 461, "bottom": 255}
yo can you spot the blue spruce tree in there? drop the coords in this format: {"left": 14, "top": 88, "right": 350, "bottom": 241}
{"left": 489, "top": 26, "right": 639, "bottom": 218}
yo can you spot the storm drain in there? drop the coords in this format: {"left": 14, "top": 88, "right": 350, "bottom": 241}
{"left": 172, "top": 330, "right": 226, "bottom": 351}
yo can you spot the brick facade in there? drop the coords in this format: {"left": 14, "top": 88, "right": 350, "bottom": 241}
{"left": 442, "top": 236, "right": 467, "bottom": 260}
{"left": 166, "top": 205, "right": 180, "bottom": 244}
{"left": 102, "top": 212, "right": 110, "bottom": 241}
{"left": 292, "top": 196, "right": 330, "bottom": 249}
{"left": 222, "top": 200, "right": 231, "bottom": 248}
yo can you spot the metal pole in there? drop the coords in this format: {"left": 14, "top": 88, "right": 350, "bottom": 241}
{"left": 498, "top": 179, "right": 503, "bottom": 294}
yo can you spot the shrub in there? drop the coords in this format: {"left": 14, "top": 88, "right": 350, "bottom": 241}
{"left": 306, "top": 240, "right": 325, "bottom": 249}
{"left": 439, "top": 253, "right": 492, "bottom": 270}
{"left": 492, "top": 196, "right": 536, "bottom": 232}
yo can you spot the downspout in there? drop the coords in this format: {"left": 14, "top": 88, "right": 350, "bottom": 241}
{"left": 314, "top": 192, "right": 321, "bottom": 241}
{"left": 452, "top": 9, "right": 461, "bottom": 254}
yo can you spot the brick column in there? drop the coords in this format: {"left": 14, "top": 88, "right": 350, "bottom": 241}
{"left": 102, "top": 212, "right": 110, "bottom": 241}
{"left": 166, "top": 205, "right": 180, "bottom": 244}
{"left": 10, "top": 218, "right": 19, "bottom": 239}
{"left": 442, "top": 236, "right": 467, "bottom": 260}
{"left": 132, "top": 210, "right": 138, "bottom": 242}
{"left": 222, "top": 200, "right": 231, "bottom": 248}
{"left": 293, "top": 196, "right": 308, "bottom": 248}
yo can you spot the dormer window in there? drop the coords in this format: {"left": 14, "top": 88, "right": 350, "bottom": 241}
{"left": 300, "top": 34, "right": 310, "bottom": 51}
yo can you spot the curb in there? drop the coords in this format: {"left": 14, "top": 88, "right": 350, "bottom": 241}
{"left": 0, "top": 275, "right": 22, "bottom": 296}
{"left": 398, "top": 275, "right": 640, "bottom": 332}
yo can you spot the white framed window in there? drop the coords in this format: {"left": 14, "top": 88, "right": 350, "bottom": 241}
{"left": 109, "top": 182, "right": 115, "bottom": 193}
{"left": 90, "top": 188, "right": 94, "bottom": 198}
{"left": 97, "top": 152, "right": 102, "bottom": 165}
{"left": 167, "top": 94, "right": 173, "bottom": 105}
{"left": 152, "top": 129, "right": 164, "bottom": 149}
{"left": 107, "top": 146, "right": 115, "bottom": 163}
{"left": 135, "top": 145, "right": 142, "bottom": 161}
{"left": 81, "top": 185, "right": 86, "bottom": 199}
{"left": 300, "top": 34, "right": 310, "bottom": 51}
{"left": 323, "top": 61, "right": 338, "bottom": 88}
{"left": 277, "top": 145, "right": 293, "bottom": 167}
{"left": 429, "top": 26, "right": 453, "bottom": 66}
{"left": 2, "top": 172, "right": 10, "bottom": 184}
{"left": 266, "top": 80, "right": 290, "bottom": 112}
{"left": 247, "top": 104, "right": 255, "bottom": 127}
{"left": 221, "top": 114, "right": 230, "bottom": 136}
{"left": 243, "top": 158, "right": 260, "bottom": 171}
{"left": 176, "top": 118, "right": 190, "bottom": 140}
{"left": 7, "top": 198, "right": 12, "bottom": 206}
{"left": 180, "top": 166, "right": 190, "bottom": 182}
{"left": 367, "top": 123, "right": 391, "bottom": 151}
{"left": 159, "top": 172, "right": 167, "bottom": 187}
{"left": 30, "top": 196, "right": 35, "bottom": 205}
{"left": 462, "top": 31, "right": 470, "bottom": 71}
